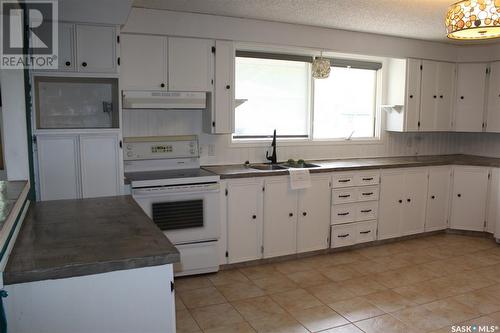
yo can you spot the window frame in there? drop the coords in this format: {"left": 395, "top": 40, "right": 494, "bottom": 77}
{"left": 231, "top": 48, "right": 384, "bottom": 147}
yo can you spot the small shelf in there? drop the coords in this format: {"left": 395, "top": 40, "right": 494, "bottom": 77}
{"left": 381, "top": 104, "right": 404, "bottom": 113}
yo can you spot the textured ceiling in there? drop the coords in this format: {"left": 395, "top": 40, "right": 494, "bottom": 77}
{"left": 132, "top": 0, "right": 465, "bottom": 42}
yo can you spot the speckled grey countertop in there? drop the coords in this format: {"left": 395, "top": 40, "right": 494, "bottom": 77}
{"left": 202, "top": 154, "right": 500, "bottom": 179}
{"left": 0, "top": 181, "right": 28, "bottom": 229}
{"left": 3, "top": 195, "right": 179, "bottom": 285}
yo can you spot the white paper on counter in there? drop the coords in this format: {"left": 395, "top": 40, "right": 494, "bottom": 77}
{"left": 289, "top": 168, "right": 311, "bottom": 190}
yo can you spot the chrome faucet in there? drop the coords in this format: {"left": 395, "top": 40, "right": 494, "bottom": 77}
{"left": 266, "top": 129, "right": 277, "bottom": 164}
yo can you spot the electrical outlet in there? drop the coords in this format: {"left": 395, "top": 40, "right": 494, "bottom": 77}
{"left": 208, "top": 144, "right": 216, "bottom": 157}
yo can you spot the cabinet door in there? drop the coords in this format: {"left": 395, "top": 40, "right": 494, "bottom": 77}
{"left": 297, "top": 176, "right": 330, "bottom": 253}
{"left": 450, "top": 166, "right": 489, "bottom": 231}
{"left": 405, "top": 58, "right": 422, "bottom": 132}
{"left": 454, "top": 63, "right": 487, "bottom": 132}
{"left": 486, "top": 62, "right": 500, "bottom": 132}
{"left": 213, "top": 40, "right": 235, "bottom": 134}
{"left": 436, "top": 62, "right": 455, "bottom": 131}
{"left": 425, "top": 166, "right": 451, "bottom": 231}
{"left": 227, "top": 180, "right": 263, "bottom": 264}
{"left": 378, "top": 170, "right": 405, "bottom": 240}
{"left": 401, "top": 168, "right": 428, "bottom": 236}
{"left": 263, "top": 178, "right": 298, "bottom": 258}
{"left": 57, "top": 23, "right": 75, "bottom": 71}
{"left": 487, "top": 168, "right": 500, "bottom": 234}
{"left": 79, "top": 134, "right": 120, "bottom": 198}
{"left": 168, "top": 37, "right": 214, "bottom": 92}
{"left": 37, "top": 135, "right": 80, "bottom": 201}
{"left": 76, "top": 25, "right": 117, "bottom": 73}
{"left": 120, "top": 34, "right": 167, "bottom": 91}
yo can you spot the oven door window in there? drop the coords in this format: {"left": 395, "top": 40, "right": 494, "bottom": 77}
{"left": 152, "top": 200, "right": 204, "bottom": 230}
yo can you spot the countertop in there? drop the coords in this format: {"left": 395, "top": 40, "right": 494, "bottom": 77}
{"left": 3, "top": 195, "right": 180, "bottom": 285}
{"left": 202, "top": 154, "right": 500, "bottom": 179}
{"left": 0, "top": 181, "right": 28, "bottom": 230}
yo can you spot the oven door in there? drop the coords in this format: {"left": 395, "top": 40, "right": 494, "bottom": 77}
{"left": 132, "top": 183, "right": 220, "bottom": 245}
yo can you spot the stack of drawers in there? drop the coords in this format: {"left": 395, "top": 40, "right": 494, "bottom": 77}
{"left": 330, "top": 170, "right": 380, "bottom": 248}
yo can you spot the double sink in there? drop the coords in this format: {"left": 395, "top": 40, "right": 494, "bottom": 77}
{"left": 249, "top": 162, "right": 320, "bottom": 171}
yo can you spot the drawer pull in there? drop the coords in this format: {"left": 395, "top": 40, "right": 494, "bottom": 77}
{"left": 360, "top": 230, "right": 371, "bottom": 234}
{"left": 362, "top": 192, "right": 374, "bottom": 196}
{"left": 338, "top": 194, "right": 351, "bottom": 198}
{"left": 362, "top": 177, "right": 374, "bottom": 181}
{"left": 338, "top": 234, "right": 350, "bottom": 238}
{"left": 337, "top": 212, "right": 350, "bottom": 216}
{"left": 360, "top": 209, "right": 372, "bottom": 213}
{"left": 338, "top": 179, "right": 351, "bottom": 183}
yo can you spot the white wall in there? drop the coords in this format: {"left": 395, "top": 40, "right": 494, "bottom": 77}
{"left": 121, "top": 8, "right": 498, "bottom": 165}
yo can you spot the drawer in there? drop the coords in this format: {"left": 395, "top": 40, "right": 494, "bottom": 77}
{"left": 355, "top": 201, "right": 378, "bottom": 221}
{"left": 331, "top": 224, "right": 356, "bottom": 248}
{"left": 331, "top": 203, "right": 357, "bottom": 224}
{"left": 354, "top": 172, "right": 380, "bottom": 186}
{"left": 356, "top": 220, "right": 377, "bottom": 243}
{"left": 332, "top": 188, "right": 357, "bottom": 204}
{"left": 331, "top": 173, "right": 355, "bottom": 188}
{"left": 356, "top": 186, "right": 379, "bottom": 202}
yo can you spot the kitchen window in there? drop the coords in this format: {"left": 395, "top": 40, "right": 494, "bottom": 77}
{"left": 233, "top": 51, "right": 381, "bottom": 142}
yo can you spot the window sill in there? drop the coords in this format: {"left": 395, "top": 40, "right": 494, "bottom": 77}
{"left": 228, "top": 137, "right": 383, "bottom": 148}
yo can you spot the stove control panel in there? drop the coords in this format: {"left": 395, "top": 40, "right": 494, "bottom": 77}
{"left": 123, "top": 136, "right": 199, "bottom": 160}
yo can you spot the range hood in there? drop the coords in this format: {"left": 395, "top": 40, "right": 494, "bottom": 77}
{"left": 122, "top": 91, "right": 207, "bottom": 109}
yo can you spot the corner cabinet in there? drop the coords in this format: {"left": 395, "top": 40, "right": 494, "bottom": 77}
{"left": 486, "top": 61, "right": 500, "bottom": 133}
{"left": 37, "top": 133, "right": 122, "bottom": 201}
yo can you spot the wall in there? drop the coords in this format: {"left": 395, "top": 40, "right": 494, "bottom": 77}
{"left": 121, "top": 8, "right": 497, "bottom": 166}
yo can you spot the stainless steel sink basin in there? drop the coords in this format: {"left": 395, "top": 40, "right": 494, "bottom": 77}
{"left": 248, "top": 164, "right": 287, "bottom": 170}
{"left": 283, "top": 162, "right": 320, "bottom": 169}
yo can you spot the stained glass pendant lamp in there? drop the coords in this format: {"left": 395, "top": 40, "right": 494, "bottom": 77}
{"left": 446, "top": 0, "right": 500, "bottom": 40}
{"left": 312, "top": 52, "right": 331, "bottom": 79}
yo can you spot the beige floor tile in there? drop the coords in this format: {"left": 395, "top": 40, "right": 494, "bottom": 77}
{"left": 270, "top": 288, "right": 322, "bottom": 312}
{"left": 336, "top": 276, "right": 387, "bottom": 296}
{"left": 306, "top": 282, "right": 356, "bottom": 304}
{"left": 274, "top": 259, "right": 315, "bottom": 274}
{"left": 216, "top": 282, "right": 266, "bottom": 301}
{"left": 373, "top": 265, "right": 440, "bottom": 289}
{"left": 203, "top": 322, "right": 256, "bottom": 333}
{"left": 231, "top": 296, "right": 286, "bottom": 321}
{"left": 318, "top": 265, "right": 363, "bottom": 282}
{"left": 176, "top": 293, "right": 187, "bottom": 311}
{"left": 370, "top": 255, "right": 410, "bottom": 270}
{"left": 465, "top": 250, "right": 500, "bottom": 266}
{"left": 354, "top": 314, "right": 419, "bottom": 333}
{"left": 320, "top": 324, "right": 364, "bottom": 333}
{"left": 454, "top": 314, "right": 500, "bottom": 329}
{"left": 252, "top": 275, "right": 297, "bottom": 294}
{"left": 453, "top": 288, "right": 500, "bottom": 314}
{"left": 390, "top": 250, "right": 441, "bottom": 265}
{"left": 286, "top": 269, "right": 331, "bottom": 287}
{"left": 392, "top": 281, "right": 444, "bottom": 305}
{"left": 176, "top": 309, "right": 201, "bottom": 333}
{"left": 419, "top": 259, "right": 469, "bottom": 277}
{"left": 323, "top": 251, "right": 367, "bottom": 266}
{"left": 345, "top": 259, "right": 394, "bottom": 275}
{"left": 328, "top": 297, "right": 384, "bottom": 322}
{"left": 289, "top": 305, "right": 349, "bottom": 332}
{"left": 208, "top": 270, "right": 250, "bottom": 286}
{"left": 363, "top": 290, "right": 416, "bottom": 313}
{"left": 355, "top": 243, "right": 406, "bottom": 258}
{"left": 178, "top": 286, "right": 227, "bottom": 309}
{"left": 176, "top": 275, "right": 213, "bottom": 291}
{"left": 482, "top": 265, "right": 500, "bottom": 282}
{"left": 239, "top": 265, "right": 282, "bottom": 281}
{"left": 488, "top": 310, "right": 500, "bottom": 322}
{"left": 190, "top": 303, "right": 244, "bottom": 330}
{"left": 247, "top": 313, "right": 308, "bottom": 333}
{"left": 423, "top": 299, "right": 480, "bottom": 326}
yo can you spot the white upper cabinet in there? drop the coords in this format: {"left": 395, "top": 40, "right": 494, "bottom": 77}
{"left": 120, "top": 34, "right": 167, "bottom": 91}
{"left": 425, "top": 166, "right": 451, "bottom": 232}
{"left": 296, "top": 175, "right": 331, "bottom": 253}
{"left": 226, "top": 179, "right": 264, "bottom": 264}
{"left": 57, "top": 23, "right": 75, "bottom": 71}
{"left": 405, "top": 58, "right": 422, "bottom": 132}
{"left": 420, "top": 61, "right": 455, "bottom": 131}
{"left": 76, "top": 25, "right": 117, "bottom": 73}
{"left": 486, "top": 62, "right": 500, "bottom": 132}
{"left": 450, "top": 166, "right": 489, "bottom": 231}
{"left": 454, "top": 63, "right": 488, "bottom": 132}
{"left": 168, "top": 37, "right": 214, "bottom": 92}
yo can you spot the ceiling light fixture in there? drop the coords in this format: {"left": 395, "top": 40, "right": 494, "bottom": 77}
{"left": 446, "top": 0, "right": 500, "bottom": 40}
{"left": 312, "top": 51, "right": 331, "bottom": 79}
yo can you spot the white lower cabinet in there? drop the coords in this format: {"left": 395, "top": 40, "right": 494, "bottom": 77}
{"left": 226, "top": 179, "right": 264, "bottom": 264}
{"left": 378, "top": 168, "right": 428, "bottom": 240}
{"left": 450, "top": 166, "right": 490, "bottom": 231}
{"left": 425, "top": 166, "right": 451, "bottom": 231}
{"left": 37, "top": 133, "right": 122, "bottom": 201}
{"left": 330, "top": 220, "right": 377, "bottom": 248}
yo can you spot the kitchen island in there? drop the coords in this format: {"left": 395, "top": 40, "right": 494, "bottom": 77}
{"left": 3, "top": 195, "right": 179, "bottom": 333}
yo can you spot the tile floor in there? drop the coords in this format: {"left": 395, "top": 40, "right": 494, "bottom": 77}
{"left": 175, "top": 234, "right": 500, "bottom": 333}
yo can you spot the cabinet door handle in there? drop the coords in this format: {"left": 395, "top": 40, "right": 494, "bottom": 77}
{"left": 433, "top": 95, "right": 437, "bottom": 99}
{"left": 398, "top": 199, "right": 403, "bottom": 203}
{"left": 440, "top": 95, "right": 443, "bottom": 98}
{"left": 360, "top": 209, "right": 372, "bottom": 213}
{"left": 460, "top": 96, "right": 464, "bottom": 100}
{"left": 362, "top": 192, "right": 374, "bottom": 196}
{"left": 360, "top": 230, "right": 371, "bottom": 234}
{"left": 252, "top": 215, "right": 257, "bottom": 219}
{"left": 226, "top": 85, "right": 231, "bottom": 89}
{"left": 160, "top": 83, "right": 165, "bottom": 88}
{"left": 338, "top": 179, "right": 351, "bottom": 183}
{"left": 362, "top": 177, "right": 374, "bottom": 181}
{"left": 65, "top": 61, "right": 71, "bottom": 66}
{"left": 81, "top": 62, "right": 87, "bottom": 67}
{"left": 337, "top": 212, "right": 350, "bottom": 216}
{"left": 431, "top": 195, "right": 436, "bottom": 199}
{"left": 338, "top": 234, "right": 350, "bottom": 238}
{"left": 457, "top": 194, "right": 462, "bottom": 198}
{"left": 409, "top": 94, "right": 414, "bottom": 99}
{"left": 302, "top": 212, "right": 307, "bottom": 216}
{"left": 407, "top": 198, "right": 411, "bottom": 202}
{"left": 338, "top": 194, "right": 351, "bottom": 198}
{"left": 289, "top": 213, "right": 294, "bottom": 217}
